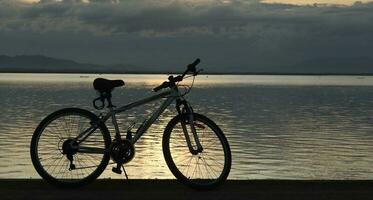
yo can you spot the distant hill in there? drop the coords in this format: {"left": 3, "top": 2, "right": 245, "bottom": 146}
{"left": 0, "top": 55, "right": 143, "bottom": 73}
{"left": 1, "top": 55, "right": 373, "bottom": 75}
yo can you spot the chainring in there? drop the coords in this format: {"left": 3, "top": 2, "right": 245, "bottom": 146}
{"left": 109, "top": 139, "right": 135, "bottom": 164}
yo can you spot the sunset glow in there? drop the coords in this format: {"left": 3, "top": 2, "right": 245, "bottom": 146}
{"left": 20, "top": 0, "right": 90, "bottom": 3}
{"left": 262, "top": 0, "right": 373, "bottom": 5}
{"left": 20, "top": 0, "right": 373, "bottom": 6}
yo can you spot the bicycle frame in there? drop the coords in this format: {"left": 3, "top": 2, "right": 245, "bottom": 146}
{"left": 75, "top": 86, "right": 203, "bottom": 154}
{"left": 107, "top": 89, "right": 175, "bottom": 144}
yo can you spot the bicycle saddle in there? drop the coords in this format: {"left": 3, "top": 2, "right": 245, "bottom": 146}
{"left": 93, "top": 78, "right": 125, "bottom": 93}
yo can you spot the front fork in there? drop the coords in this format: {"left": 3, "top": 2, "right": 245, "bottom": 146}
{"left": 176, "top": 99, "right": 203, "bottom": 155}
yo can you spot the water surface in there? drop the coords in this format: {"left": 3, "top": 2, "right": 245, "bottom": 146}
{"left": 1, "top": 73, "right": 373, "bottom": 179}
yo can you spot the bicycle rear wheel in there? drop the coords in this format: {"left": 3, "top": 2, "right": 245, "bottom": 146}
{"left": 163, "top": 113, "right": 231, "bottom": 189}
{"left": 30, "top": 108, "right": 111, "bottom": 187}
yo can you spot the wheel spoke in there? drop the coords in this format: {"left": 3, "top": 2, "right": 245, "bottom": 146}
{"left": 166, "top": 115, "right": 230, "bottom": 188}
{"left": 31, "top": 109, "right": 109, "bottom": 185}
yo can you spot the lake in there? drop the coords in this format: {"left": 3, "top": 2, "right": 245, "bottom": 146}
{"left": 1, "top": 73, "right": 373, "bottom": 179}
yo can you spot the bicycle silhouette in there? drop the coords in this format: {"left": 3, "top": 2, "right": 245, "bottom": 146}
{"left": 30, "top": 59, "right": 231, "bottom": 189}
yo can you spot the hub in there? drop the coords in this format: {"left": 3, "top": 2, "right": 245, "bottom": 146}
{"left": 62, "top": 139, "right": 79, "bottom": 155}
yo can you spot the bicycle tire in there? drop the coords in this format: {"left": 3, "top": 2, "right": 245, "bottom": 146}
{"left": 30, "top": 108, "right": 111, "bottom": 187}
{"left": 163, "top": 113, "right": 231, "bottom": 189}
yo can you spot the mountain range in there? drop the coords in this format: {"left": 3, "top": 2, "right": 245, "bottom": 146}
{"left": 1, "top": 55, "right": 373, "bottom": 75}
{"left": 0, "top": 55, "right": 141, "bottom": 73}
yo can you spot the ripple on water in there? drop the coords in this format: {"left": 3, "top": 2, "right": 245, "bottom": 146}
{"left": 2, "top": 76, "right": 373, "bottom": 179}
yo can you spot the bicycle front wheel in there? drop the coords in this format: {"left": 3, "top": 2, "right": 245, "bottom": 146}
{"left": 30, "top": 108, "right": 111, "bottom": 187}
{"left": 163, "top": 113, "right": 231, "bottom": 189}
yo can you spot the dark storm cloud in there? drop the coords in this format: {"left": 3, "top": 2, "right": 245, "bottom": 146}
{"left": 0, "top": 0, "right": 372, "bottom": 73}
{"left": 0, "top": 1, "right": 325, "bottom": 34}
{"left": 0, "top": 0, "right": 371, "bottom": 38}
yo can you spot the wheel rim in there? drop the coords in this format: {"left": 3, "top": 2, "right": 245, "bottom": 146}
{"left": 168, "top": 117, "right": 228, "bottom": 186}
{"left": 34, "top": 112, "right": 107, "bottom": 182}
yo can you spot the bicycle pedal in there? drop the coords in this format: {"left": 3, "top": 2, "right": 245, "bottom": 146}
{"left": 112, "top": 167, "right": 122, "bottom": 174}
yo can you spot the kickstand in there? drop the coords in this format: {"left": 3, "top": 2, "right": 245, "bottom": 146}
{"left": 121, "top": 165, "right": 129, "bottom": 180}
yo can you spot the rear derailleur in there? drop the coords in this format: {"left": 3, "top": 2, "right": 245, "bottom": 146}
{"left": 61, "top": 139, "right": 78, "bottom": 171}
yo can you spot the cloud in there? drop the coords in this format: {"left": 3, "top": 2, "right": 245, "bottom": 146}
{"left": 1, "top": 0, "right": 372, "bottom": 38}
{"left": 0, "top": 0, "right": 293, "bottom": 36}
{"left": 0, "top": 0, "right": 372, "bottom": 72}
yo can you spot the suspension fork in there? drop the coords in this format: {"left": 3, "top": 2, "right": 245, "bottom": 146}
{"left": 176, "top": 99, "right": 203, "bottom": 155}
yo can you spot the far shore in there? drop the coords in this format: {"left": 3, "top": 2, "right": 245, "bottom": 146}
{"left": 1, "top": 179, "right": 373, "bottom": 200}
{"left": 2, "top": 71, "right": 373, "bottom": 76}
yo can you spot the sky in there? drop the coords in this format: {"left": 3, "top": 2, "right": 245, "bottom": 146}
{"left": 0, "top": 0, "right": 373, "bottom": 73}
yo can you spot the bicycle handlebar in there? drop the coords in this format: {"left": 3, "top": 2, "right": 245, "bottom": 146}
{"left": 153, "top": 81, "right": 169, "bottom": 92}
{"left": 183, "top": 58, "right": 200, "bottom": 77}
{"left": 153, "top": 58, "right": 202, "bottom": 92}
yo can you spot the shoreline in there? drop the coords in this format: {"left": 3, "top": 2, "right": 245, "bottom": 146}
{"left": 2, "top": 71, "right": 373, "bottom": 76}
{"left": 1, "top": 179, "right": 373, "bottom": 200}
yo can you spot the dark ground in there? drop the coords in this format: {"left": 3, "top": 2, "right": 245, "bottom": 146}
{"left": 1, "top": 179, "right": 373, "bottom": 200}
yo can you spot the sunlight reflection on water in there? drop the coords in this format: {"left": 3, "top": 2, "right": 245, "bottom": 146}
{"left": 2, "top": 74, "right": 373, "bottom": 179}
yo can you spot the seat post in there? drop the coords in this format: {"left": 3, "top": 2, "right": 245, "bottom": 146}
{"left": 106, "top": 93, "right": 114, "bottom": 108}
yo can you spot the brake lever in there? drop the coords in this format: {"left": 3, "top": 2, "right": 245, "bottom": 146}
{"left": 194, "top": 69, "right": 203, "bottom": 76}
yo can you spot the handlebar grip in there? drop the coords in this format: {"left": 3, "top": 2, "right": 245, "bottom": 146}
{"left": 153, "top": 85, "right": 163, "bottom": 92}
{"left": 191, "top": 58, "right": 200, "bottom": 67}
{"left": 153, "top": 82, "right": 167, "bottom": 92}
{"left": 186, "top": 58, "right": 201, "bottom": 76}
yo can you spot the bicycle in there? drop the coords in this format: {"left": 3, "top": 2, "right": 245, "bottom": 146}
{"left": 30, "top": 59, "right": 232, "bottom": 189}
